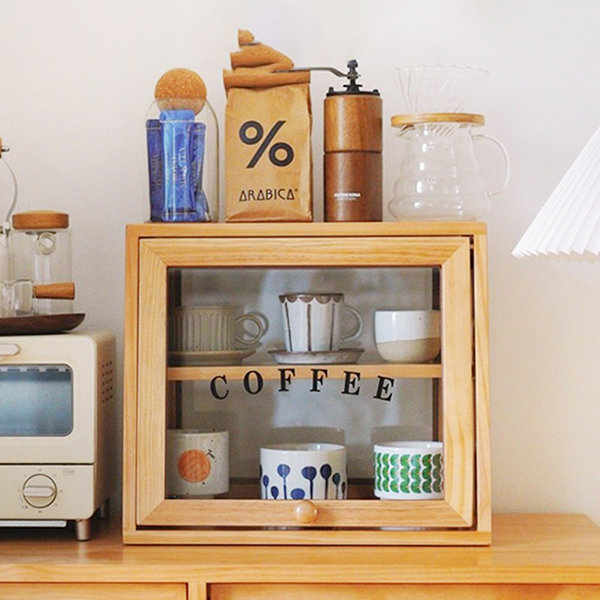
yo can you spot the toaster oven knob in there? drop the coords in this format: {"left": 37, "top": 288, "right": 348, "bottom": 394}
{"left": 0, "top": 343, "right": 19, "bottom": 358}
{"left": 22, "top": 474, "right": 58, "bottom": 509}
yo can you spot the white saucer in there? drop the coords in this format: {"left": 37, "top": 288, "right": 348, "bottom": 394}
{"left": 169, "top": 349, "right": 255, "bottom": 366}
{"left": 269, "top": 348, "right": 364, "bottom": 365}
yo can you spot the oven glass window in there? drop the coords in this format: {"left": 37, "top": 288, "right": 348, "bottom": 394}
{"left": 0, "top": 365, "right": 73, "bottom": 436}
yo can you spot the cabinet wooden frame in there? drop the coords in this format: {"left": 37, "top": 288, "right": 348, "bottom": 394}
{"left": 123, "top": 222, "right": 490, "bottom": 545}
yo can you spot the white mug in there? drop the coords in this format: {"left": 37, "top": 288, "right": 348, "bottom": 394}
{"left": 374, "top": 309, "right": 440, "bottom": 363}
{"left": 260, "top": 443, "right": 347, "bottom": 500}
{"left": 170, "top": 305, "right": 268, "bottom": 352}
{"left": 166, "top": 429, "right": 229, "bottom": 498}
{"left": 374, "top": 441, "right": 443, "bottom": 500}
{"left": 279, "top": 293, "right": 363, "bottom": 352}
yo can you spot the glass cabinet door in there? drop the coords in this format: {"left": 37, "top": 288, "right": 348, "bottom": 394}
{"left": 133, "top": 232, "right": 476, "bottom": 534}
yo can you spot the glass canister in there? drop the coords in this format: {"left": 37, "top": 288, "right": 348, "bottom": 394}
{"left": 146, "top": 68, "right": 219, "bottom": 223}
{"left": 11, "top": 210, "right": 72, "bottom": 314}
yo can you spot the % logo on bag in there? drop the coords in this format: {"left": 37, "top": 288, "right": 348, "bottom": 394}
{"left": 239, "top": 120, "right": 294, "bottom": 168}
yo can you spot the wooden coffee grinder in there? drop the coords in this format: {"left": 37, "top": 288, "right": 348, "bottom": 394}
{"left": 324, "top": 60, "right": 382, "bottom": 221}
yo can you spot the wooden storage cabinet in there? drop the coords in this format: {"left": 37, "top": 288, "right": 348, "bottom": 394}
{"left": 123, "top": 222, "right": 490, "bottom": 544}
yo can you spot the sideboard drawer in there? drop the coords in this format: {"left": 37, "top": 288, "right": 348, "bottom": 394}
{"left": 211, "top": 583, "right": 600, "bottom": 599}
{"left": 0, "top": 583, "right": 186, "bottom": 600}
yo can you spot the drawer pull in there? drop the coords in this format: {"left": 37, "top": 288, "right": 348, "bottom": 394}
{"left": 294, "top": 500, "right": 318, "bottom": 524}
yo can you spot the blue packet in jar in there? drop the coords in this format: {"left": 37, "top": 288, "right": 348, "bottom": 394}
{"left": 146, "top": 109, "right": 210, "bottom": 222}
{"left": 146, "top": 119, "right": 163, "bottom": 222}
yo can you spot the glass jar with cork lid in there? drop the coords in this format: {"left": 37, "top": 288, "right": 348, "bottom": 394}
{"left": 11, "top": 210, "right": 72, "bottom": 314}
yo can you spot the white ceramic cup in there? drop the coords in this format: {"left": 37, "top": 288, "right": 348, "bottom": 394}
{"left": 373, "top": 441, "right": 443, "bottom": 500}
{"left": 279, "top": 293, "right": 363, "bottom": 352}
{"left": 166, "top": 429, "right": 229, "bottom": 497}
{"left": 374, "top": 309, "right": 440, "bottom": 363}
{"left": 260, "top": 443, "right": 347, "bottom": 500}
{"left": 170, "top": 305, "right": 268, "bottom": 352}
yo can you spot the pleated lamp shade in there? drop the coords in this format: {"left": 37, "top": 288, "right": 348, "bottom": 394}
{"left": 513, "top": 125, "right": 600, "bottom": 259}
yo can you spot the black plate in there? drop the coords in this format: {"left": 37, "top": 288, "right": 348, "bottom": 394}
{"left": 0, "top": 313, "right": 86, "bottom": 335}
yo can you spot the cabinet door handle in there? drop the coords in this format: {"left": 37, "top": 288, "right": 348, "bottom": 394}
{"left": 294, "top": 500, "right": 318, "bottom": 524}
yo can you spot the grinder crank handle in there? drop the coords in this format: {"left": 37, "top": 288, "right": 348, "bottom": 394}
{"left": 276, "top": 60, "right": 361, "bottom": 82}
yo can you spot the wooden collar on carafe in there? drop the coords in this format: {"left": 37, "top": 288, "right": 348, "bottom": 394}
{"left": 391, "top": 113, "right": 485, "bottom": 128}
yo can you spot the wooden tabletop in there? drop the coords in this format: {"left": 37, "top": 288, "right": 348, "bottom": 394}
{"left": 1, "top": 514, "right": 600, "bottom": 584}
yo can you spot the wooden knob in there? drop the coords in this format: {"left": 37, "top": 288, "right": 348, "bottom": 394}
{"left": 293, "top": 500, "right": 318, "bottom": 524}
{"left": 33, "top": 282, "right": 75, "bottom": 300}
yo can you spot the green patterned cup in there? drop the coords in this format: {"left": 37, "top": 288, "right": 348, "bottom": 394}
{"left": 373, "top": 441, "right": 443, "bottom": 500}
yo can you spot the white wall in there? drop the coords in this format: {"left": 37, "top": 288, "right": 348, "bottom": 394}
{"left": 1, "top": 0, "right": 599, "bottom": 523}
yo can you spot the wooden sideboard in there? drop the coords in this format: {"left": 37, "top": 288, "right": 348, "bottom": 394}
{"left": 1, "top": 514, "right": 600, "bottom": 598}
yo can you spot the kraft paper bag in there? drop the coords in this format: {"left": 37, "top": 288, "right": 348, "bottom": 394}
{"left": 224, "top": 30, "right": 313, "bottom": 222}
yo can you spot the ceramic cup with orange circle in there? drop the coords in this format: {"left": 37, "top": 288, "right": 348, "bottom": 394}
{"left": 166, "top": 429, "right": 229, "bottom": 498}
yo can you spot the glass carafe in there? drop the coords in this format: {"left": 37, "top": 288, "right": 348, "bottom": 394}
{"left": 388, "top": 116, "right": 510, "bottom": 220}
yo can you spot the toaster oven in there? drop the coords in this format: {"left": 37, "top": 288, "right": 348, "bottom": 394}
{"left": 0, "top": 331, "right": 115, "bottom": 540}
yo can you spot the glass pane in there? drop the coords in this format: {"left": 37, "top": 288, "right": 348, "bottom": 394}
{"left": 0, "top": 365, "right": 73, "bottom": 436}
{"left": 171, "top": 378, "right": 435, "bottom": 498}
{"left": 167, "top": 266, "right": 437, "bottom": 364}
{"left": 165, "top": 266, "right": 442, "bottom": 501}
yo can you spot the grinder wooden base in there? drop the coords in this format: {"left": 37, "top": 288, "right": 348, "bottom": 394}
{"left": 324, "top": 152, "right": 382, "bottom": 221}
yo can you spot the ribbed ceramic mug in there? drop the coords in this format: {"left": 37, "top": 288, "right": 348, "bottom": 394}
{"left": 260, "top": 443, "right": 347, "bottom": 500}
{"left": 170, "top": 305, "right": 268, "bottom": 351}
{"left": 166, "top": 429, "right": 229, "bottom": 498}
{"left": 279, "top": 293, "right": 363, "bottom": 352}
{"left": 373, "top": 441, "right": 443, "bottom": 500}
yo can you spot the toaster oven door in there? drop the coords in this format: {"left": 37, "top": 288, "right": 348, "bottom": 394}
{"left": 0, "top": 362, "right": 92, "bottom": 464}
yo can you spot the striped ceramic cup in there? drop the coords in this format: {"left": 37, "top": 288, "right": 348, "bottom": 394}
{"left": 170, "top": 305, "right": 268, "bottom": 352}
{"left": 279, "top": 293, "right": 363, "bottom": 352}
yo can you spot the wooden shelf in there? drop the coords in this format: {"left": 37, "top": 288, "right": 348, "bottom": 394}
{"left": 167, "top": 362, "right": 442, "bottom": 381}
{"left": 172, "top": 478, "right": 378, "bottom": 500}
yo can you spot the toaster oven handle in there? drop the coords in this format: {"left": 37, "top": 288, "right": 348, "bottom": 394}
{"left": 0, "top": 343, "right": 20, "bottom": 359}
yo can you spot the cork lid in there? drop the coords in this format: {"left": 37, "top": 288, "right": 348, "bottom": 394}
{"left": 12, "top": 210, "right": 69, "bottom": 230}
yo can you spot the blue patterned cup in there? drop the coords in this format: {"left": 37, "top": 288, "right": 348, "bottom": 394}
{"left": 260, "top": 443, "right": 347, "bottom": 500}
{"left": 373, "top": 441, "right": 443, "bottom": 500}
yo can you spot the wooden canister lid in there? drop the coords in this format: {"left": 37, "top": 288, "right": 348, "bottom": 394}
{"left": 324, "top": 94, "right": 382, "bottom": 152}
{"left": 12, "top": 210, "right": 69, "bottom": 230}
{"left": 391, "top": 113, "right": 485, "bottom": 128}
